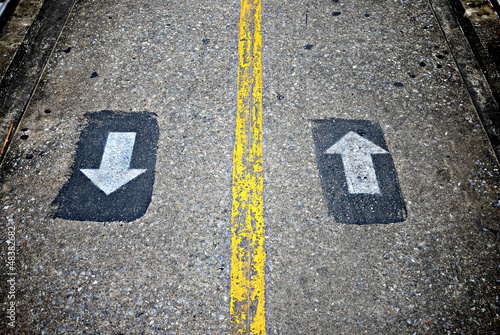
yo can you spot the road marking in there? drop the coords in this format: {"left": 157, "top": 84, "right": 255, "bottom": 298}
{"left": 230, "top": 0, "right": 265, "bottom": 333}
{"left": 54, "top": 110, "right": 158, "bottom": 222}
{"left": 325, "top": 131, "right": 388, "bottom": 194}
{"left": 81, "top": 132, "right": 146, "bottom": 195}
{"left": 312, "top": 118, "right": 407, "bottom": 224}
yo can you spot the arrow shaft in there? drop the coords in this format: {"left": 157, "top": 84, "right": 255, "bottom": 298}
{"left": 100, "top": 132, "right": 137, "bottom": 171}
{"left": 341, "top": 154, "right": 381, "bottom": 194}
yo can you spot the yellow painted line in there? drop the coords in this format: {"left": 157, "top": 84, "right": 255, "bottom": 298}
{"left": 230, "top": 0, "right": 265, "bottom": 333}
{"left": 1, "top": 122, "right": 15, "bottom": 158}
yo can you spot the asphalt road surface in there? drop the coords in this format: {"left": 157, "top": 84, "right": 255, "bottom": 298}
{"left": 1, "top": 0, "right": 499, "bottom": 333}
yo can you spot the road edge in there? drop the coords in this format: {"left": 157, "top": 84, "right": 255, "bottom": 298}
{"left": 0, "top": 0, "right": 75, "bottom": 164}
{"left": 428, "top": 0, "right": 500, "bottom": 163}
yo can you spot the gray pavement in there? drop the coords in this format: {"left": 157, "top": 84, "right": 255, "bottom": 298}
{"left": 1, "top": 0, "right": 499, "bottom": 334}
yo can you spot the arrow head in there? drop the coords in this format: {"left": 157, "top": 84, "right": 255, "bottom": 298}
{"left": 81, "top": 168, "right": 146, "bottom": 195}
{"left": 325, "top": 131, "right": 388, "bottom": 155}
{"left": 80, "top": 132, "right": 147, "bottom": 195}
{"left": 325, "top": 131, "right": 388, "bottom": 194}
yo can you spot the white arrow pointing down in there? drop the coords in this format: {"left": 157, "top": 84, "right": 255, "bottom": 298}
{"left": 325, "top": 131, "right": 388, "bottom": 194}
{"left": 81, "top": 132, "right": 146, "bottom": 195}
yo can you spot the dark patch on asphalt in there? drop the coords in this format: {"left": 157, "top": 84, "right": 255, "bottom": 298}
{"left": 53, "top": 110, "right": 159, "bottom": 222}
{"left": 312, "top": 118, "right": 407, "bottom": 224}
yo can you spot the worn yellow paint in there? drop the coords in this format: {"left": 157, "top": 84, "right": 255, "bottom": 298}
{"left": 230, "top": 0, "right": 265, "bottom": 333}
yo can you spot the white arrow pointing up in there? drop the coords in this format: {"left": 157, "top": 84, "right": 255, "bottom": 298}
{"left": 325, "top": 131, "right": 388, "bottom": 194}
{"left": 81, "top": 132, "right": 146, "bottom": 195}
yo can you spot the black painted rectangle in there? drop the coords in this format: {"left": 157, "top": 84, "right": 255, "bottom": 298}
{"left": 312, "top": 118, "right": 407, "bottom": 224}
{"left": 53, "top": 110, "right": 159, "bottom": 222}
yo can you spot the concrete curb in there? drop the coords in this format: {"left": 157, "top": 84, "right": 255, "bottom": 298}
{"left": 429, "top": 0, "right": 500, "bottom": 163}
{"left": 0, "top": 0, "right": 75, "bottom": 163}
{"left": 449, "top": 0, "right": 500, "bottom": 109}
